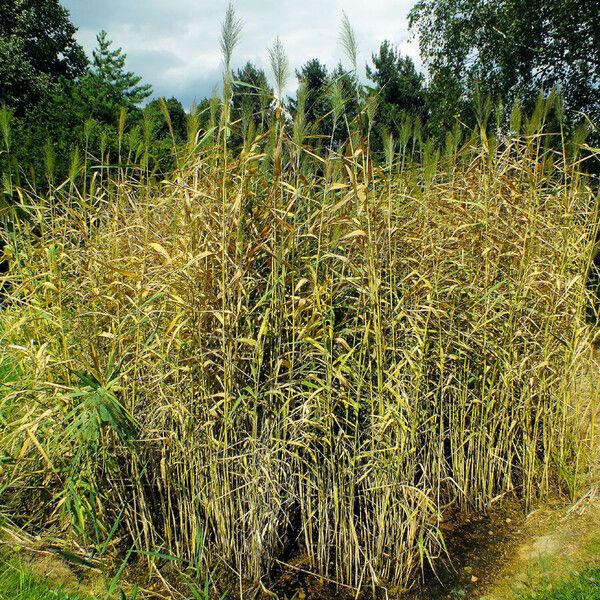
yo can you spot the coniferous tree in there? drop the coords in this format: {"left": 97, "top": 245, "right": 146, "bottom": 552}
{"left": 326, "top": 64, "right": 360, "bottom": 147}
{"left": 288, "top": 60, "right": 360, "bottom": 150}
{"left": 366, "top": 41, "right": 426, "bottom": 152}
{"left": 295, "top": 59, "right": 330, "bottom": 137}
{"left": 232, "top": 61, "right": 271, "bottom": 138}
{"left": 79, "top": 30, "right": 152, "bottom": 125}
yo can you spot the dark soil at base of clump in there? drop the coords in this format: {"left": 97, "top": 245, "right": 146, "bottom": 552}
{"left": 257, "top": 500, "right": 528, "bottom": 600}
{"left": 409, "top": 501, "right": 527, "bottom": 599}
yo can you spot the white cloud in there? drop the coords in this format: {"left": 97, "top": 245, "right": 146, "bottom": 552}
{"left": 62, "top": 0, "right": 420, "bottom": 108}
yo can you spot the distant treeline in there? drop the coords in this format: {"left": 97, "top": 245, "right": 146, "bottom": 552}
{"left": 0, "top": 0, "right": 598, "bottom": 187}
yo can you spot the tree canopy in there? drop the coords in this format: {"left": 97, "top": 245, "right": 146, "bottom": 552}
{"left": 232, "top": 61, "right": 271, "bottom": 137}
{"left": 0, "top": 0, "right": 87, "bottom": 112}
{"left": 409, "top": 0, "right": 600, "bottom": 124}
{"left": 366, "top": 41, "right": 427, "bottom": 147}
{"left": 2, "top": 0, "right": 598, "bottom": 186}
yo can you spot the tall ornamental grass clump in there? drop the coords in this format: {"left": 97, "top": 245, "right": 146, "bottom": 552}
{"left": 1, "top": 106, "right": 598, "bottom": 593}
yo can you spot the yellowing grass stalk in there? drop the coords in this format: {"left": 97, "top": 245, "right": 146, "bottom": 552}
{"left": 0, "top": 123, "right": 597, "bottom": 596}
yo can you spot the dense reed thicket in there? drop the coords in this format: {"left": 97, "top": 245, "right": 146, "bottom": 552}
{"left": 1, "top": 97, "right": 598, "bottom": 596}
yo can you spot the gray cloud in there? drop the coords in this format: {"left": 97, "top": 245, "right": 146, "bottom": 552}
{"left": 62, "top": 0, "right": 420, "bottom": 109}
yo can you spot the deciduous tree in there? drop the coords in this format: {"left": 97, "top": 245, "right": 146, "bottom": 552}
{"left": 409, "top": 0, "right": 600, "bottom": 126}
{"left": 0, "top": 0, "right": 87, "bottom": 112}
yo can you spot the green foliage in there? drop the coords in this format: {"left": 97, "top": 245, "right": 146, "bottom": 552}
{"left": 232, "top": 62, "right": 271, "bottom": 142}
{"left": 4, "top": 1, "right": 596, "bottom": 192}
{"left": 288, "top": 59, "right": 359, "bottom": 149}
{"left": 366, "top": 41, "right": 427, "bottom": 152}
{"left": 0, "top": 0, "right": 87, "bottom": 113}
{"left": 517, "top": 568, "right": 600, "bottom": 600}
{"left": 67, "top": 369, "right": 138, "bottom": 450}
{"left": 78, "top": 31, "right": 152, "bottom": 126}
{"left": 134, "top": 97, "right": 188, "bottom": 170}
{"left": 296, "top": 59, "right": 330, "bottom": 128}
{"left": 144, "top": 97, "right": 187, "bottom": 142}
{"left": 367, "top": 41, "right": 426, "bottom": 119}
{"left": 409, "top": 0, "right": 600, "bottom": 132}
{"left": 0, "top": 559, "right": 87, "bottom": 600}
{"left": 0, "top": 28, "right": 160, "bottom": 187}
{"left": 422, "top": 66, "right": 469, "bottom": 141}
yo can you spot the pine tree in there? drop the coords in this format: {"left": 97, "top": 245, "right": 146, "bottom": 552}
{"left": 366, "top": 41, "right": 426, "bottom": 123}
{"left": 296, "top": 59, "right": 330, "bottom": 127}
{"left": 80, "top": 30, "right": 152, "bottom": 124}
{"left": 232, "top": 61, "right": 271, "bottom": 137}
{"left": 366, "top": 41, "right": 427, "bottom": 152}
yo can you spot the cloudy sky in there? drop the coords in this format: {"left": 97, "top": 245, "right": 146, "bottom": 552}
{"left": 62, "top": 0, "right": 421, "bottom": 108}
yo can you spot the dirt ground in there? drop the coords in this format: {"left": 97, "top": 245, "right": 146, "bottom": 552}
{"left": 478, "top": 493, "right": 600, "bottom": 599}
{"left": 408, "top": 493, "right": 599, "bottom": 600}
